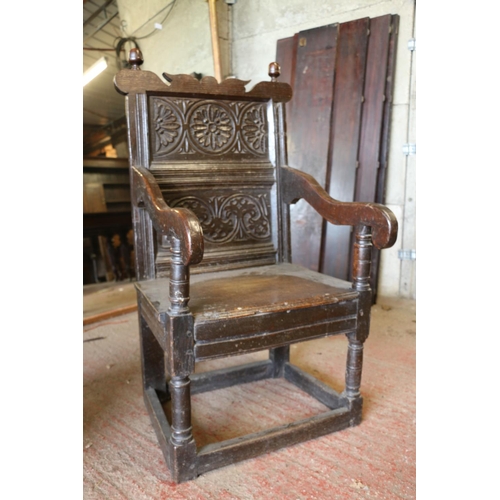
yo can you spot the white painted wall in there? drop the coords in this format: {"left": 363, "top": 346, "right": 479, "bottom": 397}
{"left": 116, "top": 0, "right": 416, "bottom": 299}
{"left": 116, "top": 0, "right": 215, "bottom": 77}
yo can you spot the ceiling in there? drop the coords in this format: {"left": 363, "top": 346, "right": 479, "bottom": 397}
{"left": 83, "top": 0, "right": 129, "bottom": 156}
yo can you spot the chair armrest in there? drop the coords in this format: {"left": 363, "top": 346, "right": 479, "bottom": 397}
{"left": 280, "top": 166, "right": 398, "bottom": 249}
{"left": 132, "top": 166, "right": 204, "bottom": 266}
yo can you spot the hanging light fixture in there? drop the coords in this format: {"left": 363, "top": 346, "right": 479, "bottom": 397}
{"left": 83, "top": 57, "right": 108, "bottom": 87}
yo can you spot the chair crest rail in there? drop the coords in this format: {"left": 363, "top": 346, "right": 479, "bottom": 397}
{"left": 280, "top": 165, "right": 398, "bottom": 250}
{"left": 114, "top": 68, "right": 292, "bottom": 103}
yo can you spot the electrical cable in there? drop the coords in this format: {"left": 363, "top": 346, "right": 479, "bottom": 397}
{"left": 115, "top": 37, "right": 140, "bottom": 58}
{"left": 122, "top": 0, "right": 177, "bottom": 40}
{"left": 111, "top": 0, "right": 178, "bottom": 68}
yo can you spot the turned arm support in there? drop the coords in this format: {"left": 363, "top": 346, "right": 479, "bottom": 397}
{"left": 131, "top": 166, "right": 204, "bottom": 266}
{"left": 280, "top": 166, "right": 398, "bottom": 250}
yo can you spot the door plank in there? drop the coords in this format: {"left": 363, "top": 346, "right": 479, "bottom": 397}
{"left": 355, "top": 14, "right": 392, "bottom": 204}
{"left": 276, "top": 34, "right": 298, "bottom": 120}
{"left": 321, "top": 18, "right": 370, "bottom": 280}
{"left": 287, "top": 24, "right": 339, "bottom": 272}
{"left": 276, "top": 15, "right": 398, "bottom": 295}
{"left": 372, "top": 14, "right": 400, "bottom": 300}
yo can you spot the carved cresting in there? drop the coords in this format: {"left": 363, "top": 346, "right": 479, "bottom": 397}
{"left": 151, "top": 98, "right": 268, "bottom": 159}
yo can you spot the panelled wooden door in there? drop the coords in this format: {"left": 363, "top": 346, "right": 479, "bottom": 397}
{"left": 276, "top": 14, "right": 399, "bottom": 301}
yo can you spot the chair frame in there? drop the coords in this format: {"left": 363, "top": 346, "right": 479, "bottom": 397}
{"left": 115, "top": 49, "right": 397, "bottom": 483}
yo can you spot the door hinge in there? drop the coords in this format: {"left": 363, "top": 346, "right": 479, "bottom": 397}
{"left": 398, "top": 249, "right": 416, "bottom": 261}
{"left": 403, "top": 143, "right": 416, "bottom": 156}
{"left": 408, "top": 38, "right": 416, "bottom": 51}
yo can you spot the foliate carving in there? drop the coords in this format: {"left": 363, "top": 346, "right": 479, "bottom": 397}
{"left": 154, "top": 101, "right": 183, "bottom": 153}
{"left": 150, "top": 97, "right": 268, "bottom": 158}
{"left": 241, "top": 105, "right": 267, "bottom": 154}
{"left": 188, "top": 103, "right": 236, "bottom": 153}
{"left": 169, "top": 193, "right": 271, "bottom": 243}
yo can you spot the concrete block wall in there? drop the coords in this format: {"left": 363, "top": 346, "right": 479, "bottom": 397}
{"left": 115, "top": 0, "right": 416, "bottom": 299}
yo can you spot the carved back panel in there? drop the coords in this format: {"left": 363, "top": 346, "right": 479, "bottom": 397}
{"left": 115, "top": 66, "right": 292, "bottom": 279}
{"left": 150, "top": 94, "right": 276, "bottom": 277}
{"left": 151, "top": 97, "right": 269, "bottom": 160}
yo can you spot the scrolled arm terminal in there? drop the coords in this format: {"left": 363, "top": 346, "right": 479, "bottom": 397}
{"left": 131, "top": 166, "right": 204, "bottom": 266}
{"left": 280, "top": 166, "right": 398, "bottom": 250}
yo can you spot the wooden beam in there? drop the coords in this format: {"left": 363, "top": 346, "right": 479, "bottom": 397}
{"left": 83, "top": 0, "right": 114, "bottom": 27}
{"left": 84, "top": 116, "right": 128, "bottom": 155}
{"left": 208, "top": 0, "right": 222, "bottom": 81}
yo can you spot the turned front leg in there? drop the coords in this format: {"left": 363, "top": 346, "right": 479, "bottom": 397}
{"left": 168, "top": 374, "right": 197, "bottom": 482}
{"left": 169, "top": 238, "right": 190, "bottom": 315}
{"left": 345, "top": 335, "right": 363, "bottom": 399}
{"left": 169, "top": 376, "right": 193, "bottom": 445}
{"left": 344, "top": 225, "right": 372, "bottom": 400}
{"left": 165, "top": 237, "right": 197, "bottom": 481}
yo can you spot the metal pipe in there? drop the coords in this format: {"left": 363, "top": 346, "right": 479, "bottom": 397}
{"left": 208, "top": 0, "right": 222, "bottom": 81}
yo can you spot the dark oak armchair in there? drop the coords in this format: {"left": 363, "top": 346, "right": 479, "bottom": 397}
{"left": 114, "top": 49, "right": 398, "bottom": 483}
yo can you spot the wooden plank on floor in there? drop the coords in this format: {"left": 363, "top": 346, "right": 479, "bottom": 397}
{"left": 83, "top": 281, "right": 137, "bottom": 325}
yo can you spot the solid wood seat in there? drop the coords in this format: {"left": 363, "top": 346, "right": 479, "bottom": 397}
{"left": 115, "top": 49, "right": 397, "bottom": 483}
{"left": 137, "top": 263, "right": 358, "bottom": 360}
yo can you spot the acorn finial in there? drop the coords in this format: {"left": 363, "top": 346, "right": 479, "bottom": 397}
{"left": 268, "top": 62, "right": 280, "bottom": 82}
{"left": 128, "top": 48, "right": 144, "bottom": 70}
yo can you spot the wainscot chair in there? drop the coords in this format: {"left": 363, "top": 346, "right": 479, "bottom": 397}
{"left": 114, "top": 48, "right": 398, "bottom": 483}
